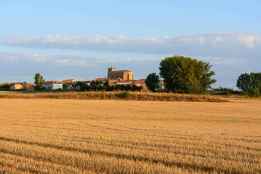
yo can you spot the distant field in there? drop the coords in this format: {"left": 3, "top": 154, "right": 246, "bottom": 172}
{"left": 0, "top": 99, "right": 260, "bottom": 174}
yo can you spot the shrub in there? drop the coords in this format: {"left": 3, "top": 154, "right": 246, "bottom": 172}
{"left": 74, "top": 82, "right": 90, "bottom": 91}
{"left": 237, "top": 73, "right": 261, "bottom": 96}
{"left": 116, "top": 92, "right": 130, "bottom": 99}
{"left": 247, "top": 87, "right": 260, "bottom": 97}
{"left": 0, "top": 84, "right": 10, "bottom": 91}
{"left": 145, "top": 73, "right": 160, "bottom": 92}
{"left": 107, "top": 84, "right": 142, "bottom": 92}
{"left": 211, "top": 87, "right": 241, "bottom": 96}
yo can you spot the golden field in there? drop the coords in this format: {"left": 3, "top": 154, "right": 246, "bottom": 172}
{"left": 0, "top": 99, "right": 260, "bottom": 174}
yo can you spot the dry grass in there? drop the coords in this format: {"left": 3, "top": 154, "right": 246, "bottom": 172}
{"left": 0, "top": 91, "right": 228, "bottom": 102}
{"left": 0, "top": 98, "right": 260, "bottom": 174}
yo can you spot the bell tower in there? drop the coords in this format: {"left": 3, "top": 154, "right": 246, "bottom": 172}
{"left": 107, "top": 66, "right": 115, "bottom": 80}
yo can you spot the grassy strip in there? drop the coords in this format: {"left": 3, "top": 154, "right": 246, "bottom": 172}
{"left": 0, "top": 92, "right": 228, "bottom": 102}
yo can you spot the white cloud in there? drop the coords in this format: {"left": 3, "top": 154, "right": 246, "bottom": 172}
{"left": 1, "top": 33, "right": 261, "bottom": 56}
{"left": 0, "top": 52, "right": 95, "bottom": 67}
{"left": 0, "top": 51, "right": 154, "bottom": 68}
{"left": 238, "top": 35, "right": 258, "bottom": 48}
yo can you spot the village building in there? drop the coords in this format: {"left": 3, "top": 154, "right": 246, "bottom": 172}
{"left": 62, "top": 79, "right": 76, "bottom": 90}
{"left": 110, "top": 80, "right": 132, "bottom": 86}
{"left": 43, "top": 81, "right": 63, "bottom": 91}
{"left": 10, "top": 83, "right": 25, "bottom": 91}
{"left": 133, "top": 79, "right": 146, "bottom": 88}
{"left": 159, "top": 80, "right": 165, "bottom": 91}
{"left": 103, "top": 67, "right": 148, "bottom": 90}
{"left": 62, "top": 79, "right": 76, "bottom": 84}
{"left": 9, "top": 82, "right": 34, "bottom": 91}
{"left": 23, "top": 83, "right": 34, "bottom": 91}
{"left": 107, "top": 67, "right": 134, "bottom": 81}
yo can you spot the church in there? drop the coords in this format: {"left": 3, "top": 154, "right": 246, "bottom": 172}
{"left": 107, "top": 67, "right": 134, "bottom": 81}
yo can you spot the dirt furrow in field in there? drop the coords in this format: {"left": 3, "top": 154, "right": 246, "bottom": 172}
{"left": 0, "top": 142, "right": 211, "bottom": 174}
{"left": 0, "top": 152, "right": 97, "bottom": 174}
{"left": 0, "top": 135, "right": 259, "bottom": 164}
{"left": 0, "top": 136, "right": 259, "bottom": 174}
{"left": 4, "top": 123, "right": 261, "bottom": 154}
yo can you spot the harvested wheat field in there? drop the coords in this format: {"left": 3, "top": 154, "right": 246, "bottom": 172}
{"left": 0, "top": 99, "right": 260, "bottom": 174}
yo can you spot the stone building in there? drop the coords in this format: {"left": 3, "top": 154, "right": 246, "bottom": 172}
{"left": 107, "top": 67, "right": 134, "bottom": 81}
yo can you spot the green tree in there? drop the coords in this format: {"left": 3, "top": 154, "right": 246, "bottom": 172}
{"left": 237, "top": 73, "right": 261, "bottom": 96}
{"left": 90, "top": 80, "right": 107, "bottom": 91}
{"left": 34, "top": 73, "right": 45, "bottom": 89}
{"left": 145, "top": 73, "right": 160, "bottom": 92}
{"left": 74, "top": 81, "right": 90, "bottom": 91}
{"left": 159, "top": 56, "right": 216, "bottom": 93}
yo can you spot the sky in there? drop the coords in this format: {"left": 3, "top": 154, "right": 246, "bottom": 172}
{"left": 0, "top": 0, "right": 260, "bottom": 87}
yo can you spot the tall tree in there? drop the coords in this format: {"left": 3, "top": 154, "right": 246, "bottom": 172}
{"left": 145, "top": 73, "right": 160, "bottom": 92}
{"left": 159, "top": 56, "right": 216, "bottom": 93}
{"left": 34, "top": 73, "right": 45, "bottom": 89}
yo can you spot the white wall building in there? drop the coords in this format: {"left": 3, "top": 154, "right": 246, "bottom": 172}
{"left": 43, "top": 82, "right": 63, "bottom": 91}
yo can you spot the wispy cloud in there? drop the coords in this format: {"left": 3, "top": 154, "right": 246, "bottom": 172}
{"left": 1, "top": 33, "right": 261, "bottom": 55}
{"left": 0, "top": 52, "right": 107, "bottom": 67}
{"left": 0, "top": 51, "right": 157, "bottom": 68}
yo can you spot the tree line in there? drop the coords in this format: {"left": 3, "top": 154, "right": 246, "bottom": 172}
{"left": 145, "top": 56, "right": 261, "bottom": 96}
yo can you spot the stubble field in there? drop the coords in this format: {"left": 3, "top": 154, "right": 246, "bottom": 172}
{"left": 0, "top": 98, "right": 260, "bottom": 174}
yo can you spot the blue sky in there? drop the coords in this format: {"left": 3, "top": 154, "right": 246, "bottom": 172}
{"left": 0, "top": 1, "right": 260, "bottom": 87}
